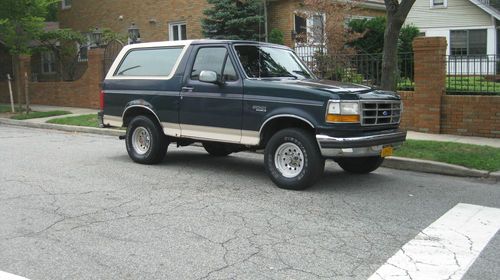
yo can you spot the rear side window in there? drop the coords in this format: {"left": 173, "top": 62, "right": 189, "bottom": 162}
{"left": 115, "top": 47, "right": 183, "bottom": 77}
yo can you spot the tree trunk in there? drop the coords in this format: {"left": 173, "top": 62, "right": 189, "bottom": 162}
{"left": 380, "top": 15, "right": 403, "bottom": 90}
{"left": 24, "top": 72, "right": 31, "bottom": 113}
{"left": 12, "top": 55, "right": 22, "bottom": 109}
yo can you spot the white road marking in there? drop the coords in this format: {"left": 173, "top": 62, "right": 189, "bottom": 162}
{"left": 0, "top": 271, "right": 30, "bottom": 280}
{"left": 368, "top": 203, "right": 500, "bottom": 280}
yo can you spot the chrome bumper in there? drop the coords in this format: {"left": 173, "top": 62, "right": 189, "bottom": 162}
{"left": 316, "top": 130, "right": 407, "bottom": 158}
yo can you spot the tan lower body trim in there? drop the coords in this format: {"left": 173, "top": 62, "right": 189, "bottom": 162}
{"left": 103, "top": 115, "right": 123, "bottom": 127}
{"left": 104, "top": 116, "right": 260, "bottom": 146}
{"left": 162, "top": 122, "right": 181, "bottom": 138}
{"left": 178, "top": 124, "right": 259, "bottom": 145}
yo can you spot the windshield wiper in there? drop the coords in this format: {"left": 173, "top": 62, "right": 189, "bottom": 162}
{"left": 118, "top": 65, "right": 141, "bottom": 75}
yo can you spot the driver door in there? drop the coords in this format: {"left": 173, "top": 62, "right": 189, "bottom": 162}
{"left": 179, "top": 45, "right": 243, "bottom": 143}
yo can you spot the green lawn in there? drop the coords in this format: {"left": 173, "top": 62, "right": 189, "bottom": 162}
{"left": 394, "top": 140, "right": 500, "bottom": 172}
{"left": 447, "top": 76, "right": 500, "bottom": 94}
{"left": 47, "top": 114, "right": 99, "bottom": 127}
{"left": 47, "top": 114, "right": 127, "bottom": 130}
{"left": 10, "top": 110, "right": 71, "bottom": 120}
{"left": 397, "top": 76, "right": 500, "bottom": 94}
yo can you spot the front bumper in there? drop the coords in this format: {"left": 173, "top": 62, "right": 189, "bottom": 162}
{"left": 316, "top": 129, "right": 407, "bottom": 158}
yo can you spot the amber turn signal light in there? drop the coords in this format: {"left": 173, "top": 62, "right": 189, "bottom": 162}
{"left": 326, "top": 114, "right": 360, "bottom": 123}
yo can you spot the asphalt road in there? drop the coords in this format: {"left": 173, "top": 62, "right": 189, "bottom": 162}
{"left": 0, "top": 125, "right": 499, "bottom": 280}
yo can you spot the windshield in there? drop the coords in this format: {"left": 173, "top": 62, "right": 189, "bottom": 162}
{"left": 234, "top": 45, "right": 315, "bottom": 80}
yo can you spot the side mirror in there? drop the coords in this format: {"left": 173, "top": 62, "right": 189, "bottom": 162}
{"left": 199, "top": 70, "right": 219, "bottom": 84}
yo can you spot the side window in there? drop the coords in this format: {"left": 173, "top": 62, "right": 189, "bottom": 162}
{"left": 115, "top": 47, "right": 183, "bottom": 77}
{"left": 191, "top": 47, "right": 238, "bottom": 81}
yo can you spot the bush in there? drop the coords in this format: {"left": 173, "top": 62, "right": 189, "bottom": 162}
{"left": 268, "top": 28, "right": 284, "bottom": 45}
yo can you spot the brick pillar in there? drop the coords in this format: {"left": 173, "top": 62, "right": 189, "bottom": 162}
{"left": 411, "top": 37, "right": 447, "bottom": 133}
{"left": 85, "top": 48, "right": 105, "bottom": 108}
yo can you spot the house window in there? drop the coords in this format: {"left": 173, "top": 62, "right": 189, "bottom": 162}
{"left": 169, "top": 22, "right": 187, "bottom": 41}
{"left": 294, "top": 14, "right": 307, "bottom": 42}
{"left": 62, "top": 0, "right": 72, "bottom": 9}
{"left": 430, "top": 0, "right": 447, "bottom": 8}
{"left": 310, "top": 14, "right": 324, "bottom": 43}
{"left": 42, "top": 51, "right": 56, "bottom": 74}
{"left": 450, "top": 29, "right": 487, "bottom": 56}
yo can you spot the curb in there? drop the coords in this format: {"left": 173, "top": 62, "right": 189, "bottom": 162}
{"left": 382, "top": 156, "right": 491, "bottom": 178}
{"left": 0, "top": 118, "right": 123, "bottom": 137}
{"left": 1, "top": 118, "right": 497, "bottom": 181}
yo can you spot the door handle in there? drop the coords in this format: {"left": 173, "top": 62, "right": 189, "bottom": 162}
{"left": 181, "top": 86, "right": 194, "bottom": 92}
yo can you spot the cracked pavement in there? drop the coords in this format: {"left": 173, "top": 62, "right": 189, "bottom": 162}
{"left": 0, "top": 125, "right": 499, "bottom": 280}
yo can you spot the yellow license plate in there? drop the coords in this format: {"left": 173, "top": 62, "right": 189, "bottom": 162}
{"left": 381, "top": 146, "right": 394, "bottom": 157}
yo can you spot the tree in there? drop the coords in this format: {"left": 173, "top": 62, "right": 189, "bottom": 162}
{"left": 381, "top": 0, "right": 416, "bottom": 90}
{"left": 348, "top": 17, "right": 386, "bottom": 54}
{"left": 202, "top": 0, "right": 264, "bottom": 41}
{"left": 348, "top": 17, "right": 419, "bottom": 54}
{"left": 297, "top": 0, "right": 361, "bottom": 79}
{"left": 0, "top": 0, "right": 56, "bottom": 110}
{"left": 36, "top": 29, "right": 86, "bottom": 81}
{"left": 299, "top": 0, "right": 361, "bottom": 55}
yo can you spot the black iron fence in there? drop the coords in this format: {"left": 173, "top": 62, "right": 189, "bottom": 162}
{"left": 446, "top": 55, "right": 500, "bottom": 95}
{"left": 295, "top": 45, "right": 414, "bottom": 90}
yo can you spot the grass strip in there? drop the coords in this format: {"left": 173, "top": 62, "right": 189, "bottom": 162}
{"left": 11, "top": 110, "right": 71, "bottom": 120}
{"left": 47, "top": 114, "right": 99, "bottom": 127}
{"left": 394, "top": 140, "right": 500, "bottom": 172}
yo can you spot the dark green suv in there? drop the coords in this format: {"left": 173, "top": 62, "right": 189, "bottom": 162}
{"left": 99, "top": 40, "right": 406, "bottom": 190}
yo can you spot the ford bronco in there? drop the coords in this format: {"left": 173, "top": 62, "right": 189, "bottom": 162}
{"left": 99, "top": 40, "right": 406, "bottom": 190}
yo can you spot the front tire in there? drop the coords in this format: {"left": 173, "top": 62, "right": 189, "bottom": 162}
{"left": 126, "top": 116, "right": 168, "bottom": 164}
{"left": 336, "top": 156, "right": 384, "bottom": 174}
{"left": 264, "top": 128, "right": 325, "bottom": 190}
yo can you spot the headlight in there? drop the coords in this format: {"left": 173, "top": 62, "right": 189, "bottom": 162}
{"left": 326, "top": 100, "right": 360, "bottom": 123}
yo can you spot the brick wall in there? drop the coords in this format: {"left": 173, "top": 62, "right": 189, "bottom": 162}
{"left": 268, "top": 0, "right": 301, "bottom": 47}
{"left": 0, "top": 49, "right": 104, "bottom": 109}
{"left": 59, "top": 0, "right": 209, "bottom": 42}
{"left": 398, "top": 37, "right": 500, "bottom": 138}
{"left": 28, "top": 49, "right": 104, "bottom": 109}
{"left": 441, "top": 96, "right": 500, "bottom": 137}
{"left": 0, "top": 82, "right": 10, "bottom": 103}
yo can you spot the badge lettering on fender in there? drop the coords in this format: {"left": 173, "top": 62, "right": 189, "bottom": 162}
{"left": 252, "top": 105, "right": 267, "bottom": 112}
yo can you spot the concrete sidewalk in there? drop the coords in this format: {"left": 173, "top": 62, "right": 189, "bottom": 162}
{"left": 0, "top": 104, "right": 498, "bottom": 180}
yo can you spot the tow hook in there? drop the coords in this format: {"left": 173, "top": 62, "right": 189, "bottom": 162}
{"left": 119, "top": 135, "right": 126, "bottom": 140}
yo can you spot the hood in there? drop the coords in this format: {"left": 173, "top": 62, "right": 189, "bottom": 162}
{"left": 244, "top": 78, "right": 400, "bottom": 101}
{"left": 291, "top": 79, "right": 372, "bottom": 93}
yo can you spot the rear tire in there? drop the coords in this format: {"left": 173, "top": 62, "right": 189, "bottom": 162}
{"left": 337, "top": 156, "right": 384, "bottom": 174}
{"left": 203, "top": 142, "right": 232, "bottom": 157}
{"left": 126, "top": 116, "right": 168, "bottom": 164}
{"left": 264, "top": 128, "right": 324, "bottom": 190}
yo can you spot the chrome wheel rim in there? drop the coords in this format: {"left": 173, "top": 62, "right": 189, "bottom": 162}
{"left": 274, "top": 142, "right": 304, "bottom": 178}
{"left": 132, "top": 127, "right": 151, "bottom": 155}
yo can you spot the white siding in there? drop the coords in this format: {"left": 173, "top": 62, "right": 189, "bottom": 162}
{"left": 406, "top": 0, "right": 493, "bottom": 28}
{"left": 419, "top": 26, "right": 496, "bottom": 55}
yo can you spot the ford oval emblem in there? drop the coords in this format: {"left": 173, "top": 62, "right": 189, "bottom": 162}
{"left": 382, "top": 110, "right": 389, "bottom": 116}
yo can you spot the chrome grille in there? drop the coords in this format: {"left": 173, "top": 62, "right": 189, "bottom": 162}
{"left": 361, "top": 100, "right": 401, "bottom": 126}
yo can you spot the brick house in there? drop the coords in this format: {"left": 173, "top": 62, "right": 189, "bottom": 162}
{"left": 58, "top": 0, "right": 385, "bottom": 48}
